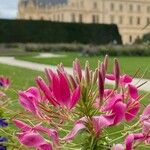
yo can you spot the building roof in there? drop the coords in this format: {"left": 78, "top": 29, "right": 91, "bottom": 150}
{"left": 22, "top": 0, "right": 67, "bottom": 6}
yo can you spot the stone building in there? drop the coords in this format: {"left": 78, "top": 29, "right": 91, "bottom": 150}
{"left": 18, "top": 0, "right": 150, "bottom": 44}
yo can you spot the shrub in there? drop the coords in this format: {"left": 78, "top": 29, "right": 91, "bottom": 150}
{"left": 23, "top": 43, "right": 150, "bottom": 56}
{"left": 0, "top": 19, "right": 122, "bottom": 44}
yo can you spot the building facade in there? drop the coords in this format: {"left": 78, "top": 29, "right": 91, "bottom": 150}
{"left": 18, "top": 0, "right": 150, "bottom": 44}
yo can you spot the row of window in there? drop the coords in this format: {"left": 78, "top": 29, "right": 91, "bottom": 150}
{"left": 71, "top": 1, "right": 150, "bottom": 13}
{"left": 71, "top": 1, "right": 84, "bottom": 8}
{"left": 110, "top": 16, "right": 150, "bottom": 26}
{"left": 29, "top": 14, "right": 150, "bottom": 26}
{"left": 110, "top": 3, "right": 150, "bottom": 13}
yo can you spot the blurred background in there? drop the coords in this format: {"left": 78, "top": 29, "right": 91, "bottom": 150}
{"left": 0, "top": 0, "right": 150, "bottom": 80}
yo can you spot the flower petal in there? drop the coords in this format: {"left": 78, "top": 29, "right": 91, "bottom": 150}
{"left": 104, "top": 94, "right": 122, "bottom": 111}
{"left": 33, "top": 125, "right": 59, "bottom": 144}
{"left": 121, "top": 75, "right": 132, "bottom": 84}
{"left": 59, "top": 72, "right": 71, "bottom": 106}
{"left": 38, "top": 143, "right": 53, "bottom": 150}
{"left": 112, "top": 144, "right": 124, "bottom": 150}
{"left": 125, "top": 134, "right": 134, "bottom": 150}
{"left": 27, "top": 87, "right": 41, "bottom": 102}
{"left": 140, "top": 104, "right": 150, "bottom": 121}
{"left": 128, "top": 84, "right": 138, "bottom": 99}
{"left": 19, "top": 91, "right": 38, "bottom": 114}
{"left": 69, "top": 86, "right": 80, "bottom": 109}
{"left": 125, "top": 101, "right": 140, "bottom": 122}
{"left": 62, "top": 122, "right": 85, "bottom": 141}
{"left": 36, "top": 77, "right": 58, "bottom": 106}
{"left": 92, "top": 115, "right": 114, "bottom": 136}
{"left": 17, "top": 132, "right": 45, "bottom": 148}
{"left": 143, "top": 121, "right": 150, "bottom": 135}
{"left": 112, "top": 101, "right": 126, "bottom": 125}
{"left": 13, "top": 119, "right": 32, "bottom": 132}
{"left": 106, "top": 74, "right": 115, "bottom": 80}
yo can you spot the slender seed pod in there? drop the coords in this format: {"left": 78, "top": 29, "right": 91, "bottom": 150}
{"left": 98, "top": 69, "right": 104, "bottom": 106}
{"left": 104, "top": 55, "right": 109, "bottom": 72}
{"left": 73, "top": 58, "right": 82, "bottom": 81}
{"left": 85, "top": 61, "right": 90, "bottom": 85}
{"left": 114, "top": 58, "right": 120, "bottom": 90}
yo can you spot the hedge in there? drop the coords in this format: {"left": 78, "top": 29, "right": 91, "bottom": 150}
{"left": 135, "top": 32, "right": 150, "bottom": 43}
{"left": 23, "top": 43, "right": 150, "bottom": 56}
{"left": 0, "top": 19, "right": 122, "bottom": 44}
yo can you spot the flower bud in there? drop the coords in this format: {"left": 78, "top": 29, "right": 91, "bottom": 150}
{"left": 114, "top": 58, "right": 120, "bottom": 90}
{"left": 104, "top": 55, "right": 109, "bottom": 71}
{"left": 73, "top": 58, "right": 82, "bottom": 81}
{"left": 68, "top": 74, "right": 77, "bottom": 90}
{"left": 98, "top": 69, "right": 104, "bottom": 106}
{"left": 100, "top": 63, "right": 106, "bottom": 81}
{"left": 85, "top": 61, "right": 90, "bottom": 85}
{"left": 92, "top": 69, "right": 98, "bottom": 85}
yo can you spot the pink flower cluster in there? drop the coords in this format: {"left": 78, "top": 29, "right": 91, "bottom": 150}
{"left": 13, "top": 56, "right": 150, "bottom": 150}
{"left": 0, "top": 76, "right": 10, "bottom": 88}
{"left": 0, "top": 76, "right": 10, "bottom": 99}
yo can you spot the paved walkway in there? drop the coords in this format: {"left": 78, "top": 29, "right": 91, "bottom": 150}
{"left": 34, "top": 53, "right": 66, "bottom": 58}
{"left": 0, "top": 56, "right": 150, "bottom": 92}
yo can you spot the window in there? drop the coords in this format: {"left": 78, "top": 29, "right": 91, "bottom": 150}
{"left": 119, "top": 4, "right": 123, "bottom": 12}
{"left": 119, "top": 16, "right": 123, "bottom": 24}
{"left": 129, "top": 4, "right": 133, "bottom": 12}
{"left": 92, "top": 15, "right": 99, "bottom": 23}
{"left": 129, "top": 16, "right": 133, "bottom": 25}
{"left": 92, "top": 15, "right": 96, "bottom": 23}
{"left": 137, "top": 5, "right": 141, "bottom": 12}
{"left": 110, "top": 3, "right": 114, "bottom": 11}
{"left": 79, "top": 14, "right": 83, "bottom": 23}
{"left": 29, "top": 16, "right": 32, "bottom": 20}
{"left": 71, "top": 13, "right": 76, "bottom": 22}
{"left": 53, "top": 15, "right": 56, "bottom": 21}
{"left": 61, "top": 14, "right": 64, "bottom": 21}
{"left": 147, "top": 17, "right": 150, "bottom": 25}
{"left": 57, "top": 14, "right": 60, "bottom": 21}
{"left": 147, "top": 6, "right": 150, "bottom": 13}
{"left": 80, "top": 1, "right": 84, "bottom": 7}
{"left": 110, "top": 15, "right": 114, "bottom": 23}
{"left": 93, "top": 2, "right": 97, "bottom": 9}
{"left": 137, "top": 17, "right": 140, "bottom": 25}
{"left": 96, "top": 15, "right": 99, "bottom": 23}
{"left": 129, "top": 35, "right": 132, "bottom": 43}
{"left": 41, "top": 16, "right": 44, "bottom": 20}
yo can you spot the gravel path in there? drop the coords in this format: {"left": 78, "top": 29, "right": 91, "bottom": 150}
{"left": 0, "top": 56, "right": 149, "bottom": 92}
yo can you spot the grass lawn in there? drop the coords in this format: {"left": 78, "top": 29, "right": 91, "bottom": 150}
{"left": 16, "top": 52, "right": 150, "bottom": 79}
{"left": 0, "top": 47, "right": 38, "bottom": 57}
{"left": 0, "top": 63, "right": 44, "bottom": 110}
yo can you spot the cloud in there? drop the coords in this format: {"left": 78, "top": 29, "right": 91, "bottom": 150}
{"left": 0, "top": 0, "right": 18, "bottom": 19}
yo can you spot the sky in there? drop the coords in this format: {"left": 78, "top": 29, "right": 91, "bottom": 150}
{"left": 0, "top": 0, "right": 18, "bottom": 19}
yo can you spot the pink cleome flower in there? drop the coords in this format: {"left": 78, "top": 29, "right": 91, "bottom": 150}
{"left": 36, "top": 68, "right": 80, "bottom": 110}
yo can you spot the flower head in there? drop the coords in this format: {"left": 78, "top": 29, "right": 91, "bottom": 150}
{"left": 36, "top": 69, "right": 80, "bottom": 110}
{"left": 0, "top": 77, "right": 10, "bottom": 88}
{"left": 14, "top": 119, "right": 59, "bottom": 150}
{"left": 18, "top": 87, "right": 43, "bottom": 117}
{"left": 0, "top": 119, "right": 8, "bottom": 127}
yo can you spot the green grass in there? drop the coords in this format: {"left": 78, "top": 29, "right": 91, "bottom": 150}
{"left": 16, "top": 52, "right": 150, "bottom": 79}
{"left": 0, "top": 63, "right": 44, "bottom": 110}
{"left": 0, "top": 48, "right": 38, "bottom": 57}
